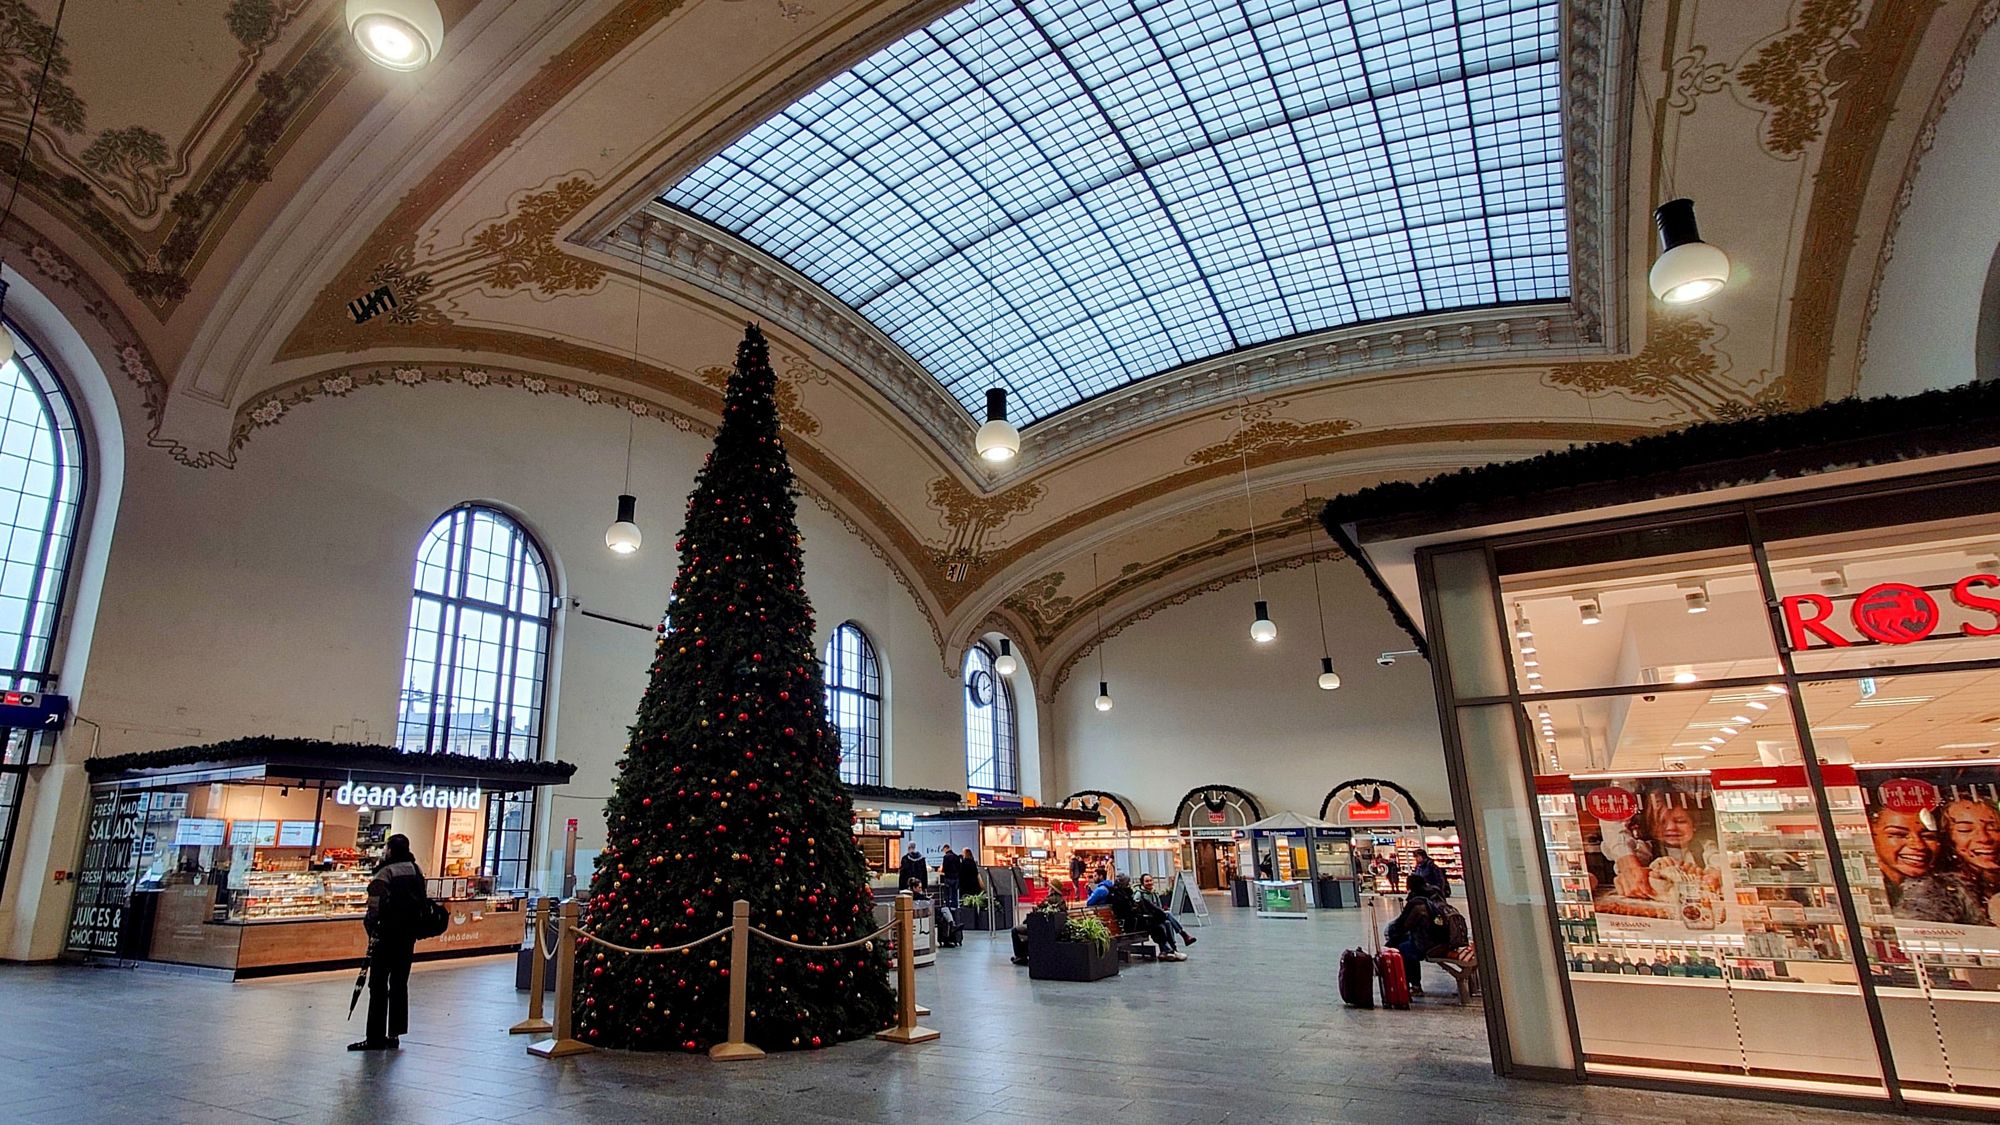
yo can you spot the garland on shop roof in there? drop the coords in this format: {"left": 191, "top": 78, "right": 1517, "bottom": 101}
{"left": 1320, "top": 381, "right": 2000, "bottom": 658}
{"left": 83, "top": 737, "right": 579, "bottom": 781}
{"left": 847, "top": 782, "right": 963, "bottom": 805}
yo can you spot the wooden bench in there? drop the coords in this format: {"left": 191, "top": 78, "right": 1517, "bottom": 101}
{"left": 1070, "top": 904, "right": 1157, "bottom": 960}
{"left": 1426, "top": 945, "right": 1478, "bottom": 1006}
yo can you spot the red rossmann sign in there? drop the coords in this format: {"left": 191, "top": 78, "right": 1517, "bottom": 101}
{"left": 1780, "top": 574, "right": 2000, "bottom": 649}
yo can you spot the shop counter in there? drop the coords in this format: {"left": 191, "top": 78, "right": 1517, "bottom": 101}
{"left": 127, "top": 887, "right": 521, "bottom": 977}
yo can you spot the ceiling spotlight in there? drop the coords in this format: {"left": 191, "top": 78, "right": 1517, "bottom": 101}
{"left": 1765, "top": 684, "right": 1789, "bottom": 695}
{"left": 1684, "top": 586, "right": 1710, "bottom": 614}
{"left": 1250, "top": 600, "right": 1277, "bottom": 644}
{"left": 975, "top": 387, "right": 1020, "bottom": 462}
{"left": 1578, "top": 598, "right": 1602, "bottom": 626}
{"left": 1719, "top": 727, "right": 1739, "bottom": 736}
{"left": 1747, "top": 700, "right": 1769, "bottom": 711}
{"left": 1707, "top": 736, "right": 1725, "bottom": 744}
{"left": 1318, "top": 657, "right": 1341, "bottom": 691}
{"left": 346, "top": 0, "right": 444, "bottom": 71}
{"left": 1672, "top": 670, "right": 1699, "bottom": 684}
{"left": 1820, "top": 569, "right": 1848, "bottom": 596}
{"left": 1520, "top": 644, "right": 1537, "bottom": 655}
{"left": 1525, "top": 671, "right": 1543, "bottom": 681}
{"left": 1529, "top": 683, "right": 1545, "bottom": 692}
{"left": 994, "top": 638, "right": 1018, "bottom": 677}
{"left": 1730, "top": 715, "right": 1751, "bottom": 724}
{"left": 1648, "top": 198, "right": 1730, "bottom": 304}
{"left": 1523, "top": 658, "right": 1539, "bottom": 668}
{"left": 1094, "top": 681, "right": 1114, "bottom": 712}
{"left": 604, "top": 494, "right": 641, "bottom": 555}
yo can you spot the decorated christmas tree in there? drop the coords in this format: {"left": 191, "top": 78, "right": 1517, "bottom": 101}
{"left": 575, "top": 324, "right": 895, "bottom": 1051}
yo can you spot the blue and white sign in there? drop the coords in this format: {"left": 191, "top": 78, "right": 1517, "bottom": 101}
{"left": 0, "top": 690, "right": 67, "bottom": 730}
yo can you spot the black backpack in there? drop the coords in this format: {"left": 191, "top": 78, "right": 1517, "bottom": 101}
{"left": 1434, "top": 899, "right": 1470, "bottom": 952}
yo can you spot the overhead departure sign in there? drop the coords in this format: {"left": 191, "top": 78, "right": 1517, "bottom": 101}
{"left": 0, "top": 690, "right": 68, "bottom": 730}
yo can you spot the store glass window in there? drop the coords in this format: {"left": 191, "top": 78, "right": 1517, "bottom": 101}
{"left": 0, "top": 321, "right": 84, "bottom": 901}
{"left": 395, "top": 506, "right": 552, "bottom": 760}
{"left": 964, "top": 642, "right": 1017, "bottom": 794}
{"left": 823, "top": 622, "right": 882, "bottom": 785}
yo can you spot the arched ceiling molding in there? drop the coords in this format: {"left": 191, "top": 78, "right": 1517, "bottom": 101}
{"left": 1170, "top": 785, "right": 1264, "bottom": 829}
{"left": 226, "top": 355, "right": 948, "bottom": 655}
{"left": 599, "top": 0, "right": 1632, "bottom": 480}
{"left": 1319, "top": 778, "right": 1454, "bottom": 829}
{"left": 1777, "top": 0, "right": 1953, "bottom": 404}
{"left": 1851, "top": 3, "right": 2000, "bottom": 390}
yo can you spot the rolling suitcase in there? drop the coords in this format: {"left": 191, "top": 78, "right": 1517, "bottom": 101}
{"left": 1338, "top": 947, "right": 1375, "bottom": 1008}
{"left": 1376, "top": 947, "right": 1411, "bottom": 1010}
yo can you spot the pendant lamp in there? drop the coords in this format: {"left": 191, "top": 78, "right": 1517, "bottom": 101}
{"left": 346, "top": 0, "right": 444, "bottom": 71}
{"left": 1648, "top": 198, "right": 1729, "bottom": 304}
{"left": 994, "top": 638, "right": 1018, "bottom": 677}
{"left": 975, "top": 388, "right": 1019, "bottom": 462}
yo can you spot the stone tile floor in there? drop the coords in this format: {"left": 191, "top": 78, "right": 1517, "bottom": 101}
{"left": 0, "top": 904, "right": 1945, "bottom": 1124}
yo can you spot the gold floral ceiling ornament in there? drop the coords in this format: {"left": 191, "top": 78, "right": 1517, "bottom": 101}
{"left": 925, "top": 476, "right": 1044, "bottom": 584}
{"left": 1546, "top": 315, "right": 1752, "bottom": 418}
{"left": 1734, "top": 0, "right": 1869, "bottom": 159}
{"left": 697, "top": 355, "right": 821, "bottom": 437}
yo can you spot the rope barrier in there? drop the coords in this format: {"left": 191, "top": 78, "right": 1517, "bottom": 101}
{"left": 569, "top": 923, "right": 732, "bottom": 957}
{"left": 747, "top": 921, "right": 895, "bottom": 952}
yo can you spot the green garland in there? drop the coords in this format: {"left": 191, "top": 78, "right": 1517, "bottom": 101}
{"left": 85, "top": 737, "right": 577, "bottom": 782}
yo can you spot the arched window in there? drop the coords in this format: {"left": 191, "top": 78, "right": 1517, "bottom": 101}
{"left": 0, "top": 319, "right": 84, "bottom": 898}
{"left": 963, "top": 642, "right": 1017, "bottom": 794}
{"left": 394, "top": 506, "right": 552, "bottom": 890}
{"left": 823, "top": 622, "right": 882, "bottom": 785}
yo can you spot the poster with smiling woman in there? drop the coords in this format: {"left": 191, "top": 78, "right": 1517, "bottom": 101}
{"left": 1859, "top": 767, "right": 2000, "bottom": 946}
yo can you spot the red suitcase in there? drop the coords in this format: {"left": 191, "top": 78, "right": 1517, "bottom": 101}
{"left": 1338, "top": 947, "right": 1375, "bottom": 1008}
{"left": 1376, "top": 947, "right": 1411, "bottom": 1009}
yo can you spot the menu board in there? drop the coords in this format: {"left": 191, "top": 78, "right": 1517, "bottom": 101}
{"left": 172, "top": 818, "right": 226, "bottom": 847}
{"left": 230, "top": 820, "right": 278, "bottom": 847}
{"left": 66, "top": 789, "right": 143, "bottom": 955}
{"left": 276, "top": 820, "right": 321, "bottom": 847}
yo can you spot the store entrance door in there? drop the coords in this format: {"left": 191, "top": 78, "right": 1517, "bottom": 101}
{"left": 1194, "top": 840, "right": 1221, "bottom": 889}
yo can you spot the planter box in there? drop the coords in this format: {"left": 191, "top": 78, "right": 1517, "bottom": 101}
{"left": 959, "top": 898, "right": 1014, "bottom": 930}
{"left": 1025, "top": 912, "right": 1118, "bottom": 981}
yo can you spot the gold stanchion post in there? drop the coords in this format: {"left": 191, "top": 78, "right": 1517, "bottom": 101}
{"left": 875, "top": 892, "right": 939, "bottom": 1044}
{"left": 510, "top": 896, "right": 554, "bottom": 1035}
{"left": 528, "top": 900, "right": 595, "bottom": 1058}
{"left": 708, "top": 899, "right": 765, "bottom": 1061}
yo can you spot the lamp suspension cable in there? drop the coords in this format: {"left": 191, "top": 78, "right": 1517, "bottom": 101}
{"left": 0, "top": 0, "right": 67, "bottom": 363}
{"left": 1092, "top": 551, "right": 1112, "bottom": 712}
{"left": 1303, "top": 485, "right": 1338, "bottom": 690}
{"left": 604, "top": 219, "right": 649, "bottom": 555}
{"left": 1236, "top": 371, "right": 1275, "bottom": 644}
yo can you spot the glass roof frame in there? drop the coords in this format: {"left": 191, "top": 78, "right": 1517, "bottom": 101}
{"left": 664, "top": 0, "right": 1570, "bottom": 426}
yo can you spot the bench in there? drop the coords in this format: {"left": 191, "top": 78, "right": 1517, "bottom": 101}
{"left": 1426, "top": 945, "right": 1478, "bottom": 1006}
{"left": 1070, "top": 904, "right": 1157, "bottom": 961}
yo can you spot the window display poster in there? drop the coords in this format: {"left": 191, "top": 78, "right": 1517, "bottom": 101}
{"left": 1857, "top": 764, "right": 2000, "bottom": 948}
{"left": 66, "top": 790, "right": 143, "bottom": 955}
{"left": 1572, "top": 777, "right": 1740, "bottom": 938}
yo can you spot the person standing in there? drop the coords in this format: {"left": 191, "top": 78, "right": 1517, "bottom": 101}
{"left": 1069, "top": 852, "right": 1086, "bottom": 893}
{"left": 939, "top": 845, "right": 961, "bottom": 908}
{"left": 1410, "top": 848, "right": 1450, "bottom": 899}
{"left": 350, "top": 833, "right": 426, "bottom": 1051}
{"left": 897, "top": 845, "right": 929, "bottom": 893}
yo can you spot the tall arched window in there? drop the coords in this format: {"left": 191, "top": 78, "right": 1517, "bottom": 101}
{"left": 394, "top": 506, "right": 552, "bottom": 891}
{"left": 0, "top": 320, "right": 84, "bottom": 899}
{"left": 823, "top": 622, "right": 882, "bottom": 785}
{"left": 963, "top": 642, "right": 1017, "bottom": 793}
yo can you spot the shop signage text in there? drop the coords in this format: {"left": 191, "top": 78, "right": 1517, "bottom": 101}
{"left": 1582, "top": 786, "right": 1638, "bottom": 822}
{"left": 1343, "top": 801, "right": 1394, "bottom": 822}
{"left": 332, "top": 781, "right": 482, "bottom": 810}
{"left": 1780, "top": 575, "right": 2000, "bottom": 649}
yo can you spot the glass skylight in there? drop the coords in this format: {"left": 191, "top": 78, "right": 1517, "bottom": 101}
{"left": 664, "top": 0, "right": 1566, "bottom": 425}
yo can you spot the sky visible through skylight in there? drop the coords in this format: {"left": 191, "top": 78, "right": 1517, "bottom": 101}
{"left": 664, "top": 0, "right": 1567, "bottom": 425}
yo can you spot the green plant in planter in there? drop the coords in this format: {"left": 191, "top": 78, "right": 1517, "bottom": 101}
{"left": 959, "top": 891, "right": 992, "bottom": 912}
{"left": 1063, "top": 914, "right": 1111, "bottom": 956}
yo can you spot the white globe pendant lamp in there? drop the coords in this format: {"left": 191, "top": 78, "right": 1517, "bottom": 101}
{"left": 994, "top": 638, "right": 1018, "bottom": 677}
{"left": 346, "top": 0, "right": 444, "bottom": 71}
{"left": 1250, "top": 600, "right": 1277, "bottom": 644}
{"left": 1648, "top": 198, "right": 1729, "bottom": 304}
{"left": 1318, "top": 656, "right": 1341, "bottom": 691}
{"left": 1094, "top": 681, "right": 1113, "bottom": 712}
{"left": 974, "top": 387, "right": 1020, "bottom": 462}
{"left": 605, "top": 493, "right": 641, "bottom": 555}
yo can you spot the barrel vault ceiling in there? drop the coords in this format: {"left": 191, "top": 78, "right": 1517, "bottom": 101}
{"left": 5, "top": 0, "right": 1991, "bottom": 683}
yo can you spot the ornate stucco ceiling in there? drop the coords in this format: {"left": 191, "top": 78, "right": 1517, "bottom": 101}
{"left": 7, "top": 0, "right": 1993, "bottom": 685}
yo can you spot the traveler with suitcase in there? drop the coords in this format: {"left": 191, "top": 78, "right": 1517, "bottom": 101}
{"left": 1384, "top": 881, "right": 1452, "bottom": 996}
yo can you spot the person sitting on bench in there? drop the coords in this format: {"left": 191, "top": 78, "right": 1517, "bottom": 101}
{"left": 1110, "top": 875, "right": 1185, "bottom": 961}
{"left": 1384, "top": 882, "right": 1450, "bottom": 995}
{"left": 1137, "top": 873, "right": 1195, "bottom": 947}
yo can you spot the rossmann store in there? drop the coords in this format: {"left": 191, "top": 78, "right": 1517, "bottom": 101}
{"left": 1330, "top": 384, "right": 2000, "bottom": 1116}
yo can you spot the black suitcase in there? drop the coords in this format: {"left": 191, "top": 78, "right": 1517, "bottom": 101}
{"left": 1339, "top": 947, "right": 1375, "bottom": 1008}
{"left": 935, "top": 904, "right": 963, "bottom": 948}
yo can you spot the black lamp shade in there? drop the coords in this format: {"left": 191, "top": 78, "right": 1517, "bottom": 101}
{"left": 1253, "top": 599, "right": 1270, "bottom": 621}
{"left": 614, "top": 493, "right": 637, "bottom": 523}
{"left": 998, "top": 638, "right": 1011, "bottom": 656}
{"left": 985, "top": 387, "right": 1008, "bottom": 422}
{"left": 1653, "top": 198, "right": 1702, "bottom": 250}
{"left": 1321, "top": 656, "right": 1335, "bottom": 675}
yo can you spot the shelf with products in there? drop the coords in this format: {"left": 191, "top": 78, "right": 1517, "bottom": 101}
{"left": 231, "top": 868, "right": 372, "bottom": 922}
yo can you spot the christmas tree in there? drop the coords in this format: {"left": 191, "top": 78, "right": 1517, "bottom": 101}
{"left": 575, "top": 324, "right": 895, "bottom": 1051}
